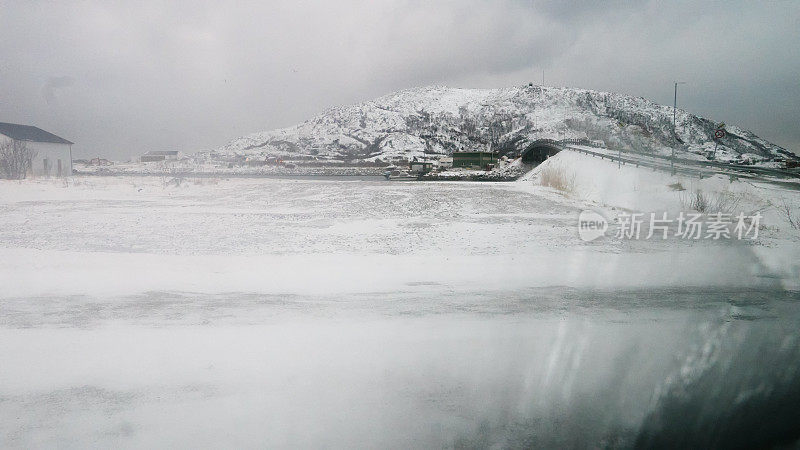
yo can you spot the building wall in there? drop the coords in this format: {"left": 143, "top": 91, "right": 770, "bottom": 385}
{"left": 452, "top": 152, "right": 496, "bottom": 169}
{"left": 28, "top": 141, "right": 73, "bottom": 177}
{"left": 0, "top": 134, "right": 72, "bottom": 177}
{"left": 409, "top": 162, "right": 433, "bottom": 174}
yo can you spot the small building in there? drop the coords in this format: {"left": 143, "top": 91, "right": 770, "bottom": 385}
{"left": 0, "top": 122, "right": 73, "bottom": 177}
{"left": 452, "top": 151, "right": 497, "bottom": 170}
{"left": 141, "top": 150, "right": 180, "bottom": 162}
{"left": 438, "top": 156, "right": 453, "bottom": 169}
{"left": 409, "top": 161, "right": 434, "bottom": 174}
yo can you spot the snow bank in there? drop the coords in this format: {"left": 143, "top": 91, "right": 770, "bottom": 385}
{"left": 521, "top": 150, "right": 795, "bottom": 218}
{"left": 519, "top": 151, "right": 800, "bottom": 288}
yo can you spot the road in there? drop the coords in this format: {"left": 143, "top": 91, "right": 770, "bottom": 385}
{"left": 559, "top": 140, "right": 800, "bottom": 190}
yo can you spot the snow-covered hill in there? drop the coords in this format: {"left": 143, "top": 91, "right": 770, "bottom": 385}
{"left": 219, "top": 85, "right": 792, "bottom": 164}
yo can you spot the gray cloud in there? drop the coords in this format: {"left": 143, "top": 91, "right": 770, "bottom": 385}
{"left": 0, "top": 0, "right": 797, "bottom": 159}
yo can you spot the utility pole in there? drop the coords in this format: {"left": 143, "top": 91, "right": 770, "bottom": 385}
{"left": 671, "top": 81, "right": 686, "bottom": 175}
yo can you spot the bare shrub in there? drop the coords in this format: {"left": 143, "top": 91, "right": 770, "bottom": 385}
{"left": 538, "top": 165, "right": 575, "bottom": 192}
{"left": 680, "top": 189, "right": 741, "bottom": 214}
{"left": 160, "top": 166, "right": 186, "bottom": 188}
{"left": 0, "top": 140, "right": 37, "bottom": 179}
{"left": 668, "top": 182, "right": 685, "bottom": 191}
{"left": 709, "top": 192, "right": 742, "bottom": 214}
{"left": 163, "top": 176, "right": 185, "bottom": 188}
{"left": 682, "top": 190, "right": 708, "bottom": 212}
{"left": 781, "top": 198, "right": 800, "bottom": 230}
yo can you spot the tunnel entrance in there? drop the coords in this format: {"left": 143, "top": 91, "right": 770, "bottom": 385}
{"left": 521, "top": 139, "right": 564, "bottom": 164}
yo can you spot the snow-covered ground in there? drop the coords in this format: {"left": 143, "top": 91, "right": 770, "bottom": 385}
{"left": 2, "top": 173, "right": 795, "bottom": 297}
{"left": 1, "top": 159, "right": 799, "bottom": 447}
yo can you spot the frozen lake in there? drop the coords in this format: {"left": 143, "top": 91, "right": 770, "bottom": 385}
{"left": 1, "top": 177, "right": 799, "bottom": 448}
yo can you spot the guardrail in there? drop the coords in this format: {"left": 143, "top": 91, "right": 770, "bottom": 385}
{"left": 557, "top": 140, "right": 800, "bottom": 182}
{"left": 564, "top": 145, "right": 711, "bottom": 178}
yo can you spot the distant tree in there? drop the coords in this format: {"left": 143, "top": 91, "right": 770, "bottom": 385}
{"left": 461, "top": 117, "right": 477, "bottom": 137}
{"left": 0, "top": 140, "right": 37, "bottom": 179}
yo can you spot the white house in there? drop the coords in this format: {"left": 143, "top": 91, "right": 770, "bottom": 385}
{"left": 0, "top": 122, "right": 73, "bottom": 177}
{"left": 438, "top": 156, "right": 453, "bottom": 169}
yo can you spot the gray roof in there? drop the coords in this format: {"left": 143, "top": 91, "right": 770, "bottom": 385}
{"left": 0, "top": 122, "right": 73, "bottom": 145}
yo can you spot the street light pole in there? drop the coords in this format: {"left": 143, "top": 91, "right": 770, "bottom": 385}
{"left": 672, "top": 81, "right": 686, "bottom": 175}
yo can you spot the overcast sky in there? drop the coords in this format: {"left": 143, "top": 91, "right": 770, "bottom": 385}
{"left": 1, "top": 0, "right": 798, "bottom": 160}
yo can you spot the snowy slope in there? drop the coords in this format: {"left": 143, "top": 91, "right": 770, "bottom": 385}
{"left": 219, "top": 85, "right": 792, "bottom": 163}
